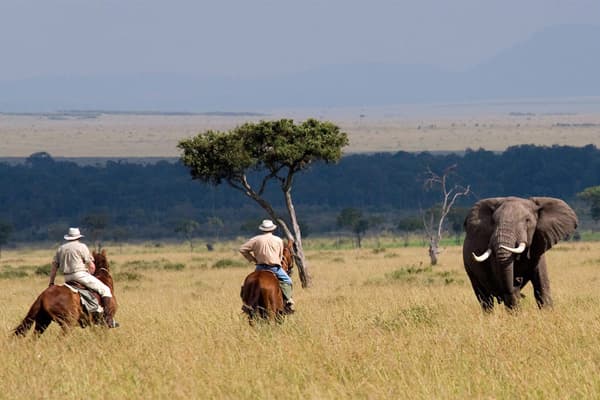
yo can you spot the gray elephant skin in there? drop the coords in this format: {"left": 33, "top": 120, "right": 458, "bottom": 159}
{"left": 463, "top": 196, "right": 578, "bottom": 311}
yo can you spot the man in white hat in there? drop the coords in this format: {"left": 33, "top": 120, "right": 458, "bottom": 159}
{"left": 239, "top": 219, "right": 295, "bottom": 312}
{"left": 48, "top": 227, "right": 118, "bottom": 327}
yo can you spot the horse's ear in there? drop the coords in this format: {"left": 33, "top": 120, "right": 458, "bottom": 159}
{"left": 101, "top": 248, "right": 107, "bottom": 256}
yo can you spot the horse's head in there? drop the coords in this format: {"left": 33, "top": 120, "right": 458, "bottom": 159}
{"left": 92, "top": 249, "right": 110, "bottom": 273}
{"left": 281, "top": 239, "right": 294, "bottom": 275}
{"left": 92, "top": 249, "right": 114, "bottom": 291}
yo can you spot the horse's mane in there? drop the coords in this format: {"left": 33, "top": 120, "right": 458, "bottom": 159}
{"left": 282, "top": 239, "right": 294, "bottom": 274}
{"left": 92, "top": 249, "right": 113, "bottom": 287}
{"left": 93, "top": 249, "right": 109, "bottom": 271}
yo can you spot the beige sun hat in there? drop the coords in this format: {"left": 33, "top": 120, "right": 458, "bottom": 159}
{"left": 259, "top": 219, "right": 277, "bottom": 232}
{"left": 64, "top": 227, "right": 84, "bottom": 241}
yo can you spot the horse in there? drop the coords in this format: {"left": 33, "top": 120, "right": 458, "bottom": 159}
{"left": 240, "top": 239, "right": 294, "bottom": 324}
{"left": 14, "top": 249, "right": 117, "bottom": 336}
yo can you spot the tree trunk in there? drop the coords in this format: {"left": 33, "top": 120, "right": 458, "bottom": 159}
{"left": 428, "top": 236, "right": 439, "bottom": 266}
{"left": 283, "top": 189, "right": 311, "bottom": 288}
{"left": 240, "top": 179, "right": 312, "bottom": 288}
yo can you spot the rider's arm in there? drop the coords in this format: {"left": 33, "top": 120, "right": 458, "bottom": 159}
{"left": 239, "top": 238, "right": 257, "bottom": 264}
{"left": 48, "top": 261, "right": 58, "bottom": 286}
{"left": 87, "top": 260, "right": 96, "bottom": 274}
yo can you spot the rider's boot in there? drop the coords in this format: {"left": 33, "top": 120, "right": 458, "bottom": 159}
{"left": 101, "top": 296, "right": 120, "bottom": 328}
{"left": 280, "top": 283, "right": 295, "bottom": 313}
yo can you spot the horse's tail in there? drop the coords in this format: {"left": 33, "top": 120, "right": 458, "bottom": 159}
{"left": 13, "top": 293, "right": 44, "bottom": 336}
{"left": 241, "top": 275, "right": 263, "bottom": 318}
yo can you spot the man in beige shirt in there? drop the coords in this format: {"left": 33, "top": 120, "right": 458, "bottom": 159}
{"left": 49, "top": 227, "right": 118, "bottom": 327}
{"left": 239, "top": 219, "right": 295, "bottom": 311}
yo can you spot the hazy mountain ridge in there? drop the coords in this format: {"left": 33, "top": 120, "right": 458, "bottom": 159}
{"left": 1, "top": 24, "right": 598, "bottom": 112}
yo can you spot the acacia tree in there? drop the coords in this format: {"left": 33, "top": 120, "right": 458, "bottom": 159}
{"left": 175, "top": 219, "right": 200, "bottom": 253}
{"left": 422, "top": 165, "right": 470, "bottom": 265}
{"left": 178, "top": 118, "right": 349, "bottom": 287}
{"left": 397, "top": 216, "right": 422, "bottom": 247}
{"left": 336, "top": 207, "right": 370, "bottom": 248}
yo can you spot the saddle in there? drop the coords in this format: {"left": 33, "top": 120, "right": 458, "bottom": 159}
{"left": 64, "top": 281, "right": 104, "bottom": 314}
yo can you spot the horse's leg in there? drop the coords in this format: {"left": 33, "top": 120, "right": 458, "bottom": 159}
{"left": 247, "top": 309, "right": 257, "bottom": 326}
{"left": 56, "top": 319, "right": 72, "bottom": 335}
{"left": 262, "top": 288, "right": 278, "bottom": 321}
{"left": 257, "top": 286, "right": 269, "bottom": 320}
{"left": 33, "top": 311, "right": 52, "bottom": 335}
{"left": 14, "top": 315, "right": 36, "bottom": 336}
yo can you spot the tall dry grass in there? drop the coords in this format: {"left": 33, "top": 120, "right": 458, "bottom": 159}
{"left": 1, "top": 240, "right": 600, "bottom": 399}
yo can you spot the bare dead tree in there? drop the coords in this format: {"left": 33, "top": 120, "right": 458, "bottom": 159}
{"left": 422, "top": 164, "right": 470, "bottom": 265}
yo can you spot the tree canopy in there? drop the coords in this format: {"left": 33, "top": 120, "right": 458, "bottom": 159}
{"left": 178, "top": 118, "right": 349, "bottom": 287}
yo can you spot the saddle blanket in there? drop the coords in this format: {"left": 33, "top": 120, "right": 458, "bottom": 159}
{"left": 64, "top": 283, "right": 104, "bottom": 314}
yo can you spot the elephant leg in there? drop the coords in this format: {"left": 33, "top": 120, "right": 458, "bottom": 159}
{"left": 465, "top": 267, "right": 495, "bottom": 312}
{"left": 531, "top": 255, "right": 553, "bottom": 309}
{"left": 502, "top": 293, "right": 520, "bottom": 310}
{"left": 476, "top": 289, "right": 495, "bottom": 312}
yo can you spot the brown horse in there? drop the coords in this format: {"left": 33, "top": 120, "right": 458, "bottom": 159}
{"left": 14, "top": 249, "right": 117, "bottom": 336}
{"left": 240, "top": 239, "right": 294, "bottom": 324}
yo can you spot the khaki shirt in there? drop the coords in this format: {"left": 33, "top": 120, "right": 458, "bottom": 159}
{"left": 239, "top": 232, "right": 284, "bottom": 266}
{"left": 53, "top": 240, "right": 93, "bottom": 274}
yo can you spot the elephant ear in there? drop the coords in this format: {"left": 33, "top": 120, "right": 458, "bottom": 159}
{"left": 464, "top": 197, "right": 505, "bottom": 240}
{"left": 530, "top": 197, "right": 578, "bottom": 257}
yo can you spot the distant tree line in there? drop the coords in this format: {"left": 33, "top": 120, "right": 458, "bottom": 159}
{"left": 0, "top": 144, "right": 598, "bottom": 243}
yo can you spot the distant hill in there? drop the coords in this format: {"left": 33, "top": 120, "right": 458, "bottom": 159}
{"left": 1, "top": 24, "right": 599, "bottom": 112}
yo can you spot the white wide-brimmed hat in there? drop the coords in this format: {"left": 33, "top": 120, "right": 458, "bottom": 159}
{"left": 64, "top": 227, "right": 84, "bottom": 241}
{"left": 259, "top": 219, "right": 277, "bottom": 232}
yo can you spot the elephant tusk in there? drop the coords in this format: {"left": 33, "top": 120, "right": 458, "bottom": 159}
{"left": 472, "top": 249, "right": 492, "bottom": 262}
{"left": 499, "top": 242, "right": 526, "bottom": 254}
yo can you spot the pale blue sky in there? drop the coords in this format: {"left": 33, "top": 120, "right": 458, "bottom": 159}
{"left": 2, "top": 0, "right": 600, "bottom": 81}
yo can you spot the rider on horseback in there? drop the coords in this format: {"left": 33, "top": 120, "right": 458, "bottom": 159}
{"left": 239, "top": 220, "right": 295, "bottom": 312}
{"left": 48, "top": 227, "right": 119, "bottom": 328}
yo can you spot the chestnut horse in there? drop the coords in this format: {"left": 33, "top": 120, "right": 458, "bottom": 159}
{"left": 240, "top": 239, "right": 294, "bottom": 324}
{"left": 14, "top": 249, "right": 117, "bottom": 336}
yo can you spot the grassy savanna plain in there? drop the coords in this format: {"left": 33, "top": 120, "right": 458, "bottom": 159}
{"left": 2, "top": 101, "right": 600, "bottom": 158}
{"left": 2, "top": 238, "right": 600, "bottom": 399}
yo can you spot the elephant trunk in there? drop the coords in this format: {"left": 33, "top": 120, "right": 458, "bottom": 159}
{"left": 493, "top": 223, "right": 525, "bottom": 265}
{"left": 492, "top": 223, "right": 526, "bottom": 308}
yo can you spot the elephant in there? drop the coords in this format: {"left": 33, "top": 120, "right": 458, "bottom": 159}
{"left": 463, "top": 196, "right": 578, "bottom": 311}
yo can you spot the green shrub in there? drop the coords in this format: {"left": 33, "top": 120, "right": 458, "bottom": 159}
{"left": 387, "top": 265, "right": 431, "bottom": 280}
{"left": 386, "top": 265, "right": 463, "bottom": 286}
{"left": 164, "top": 263, "right": 185, "bottom": 271}
{"left": 114, "top": 271, "right": 142, "bottom": 281}
{"left": 0, "top": 270, "right": 28, "bottom": 279}
{"left": 212, "top": 259, "right": 246, "bottom": 269}
{"left": 122, "top": 260, "right": 162, "bottom": 270}
{"left": 35, "top": 264, "right": 53, "bottom": 276}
